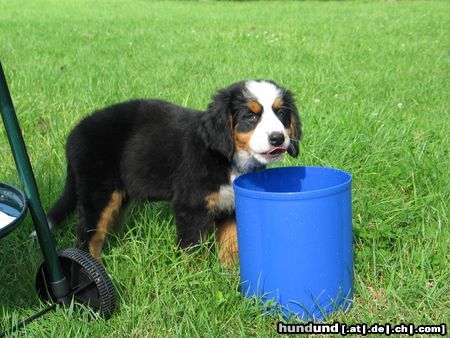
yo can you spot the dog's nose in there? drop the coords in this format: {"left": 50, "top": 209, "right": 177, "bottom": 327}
{"left": 268, "top": 132, "right": 285, "bottom": 146}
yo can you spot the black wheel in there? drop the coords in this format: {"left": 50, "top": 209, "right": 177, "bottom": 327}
{"left": 35, "top": 248, "right": 116, "bottom": 319}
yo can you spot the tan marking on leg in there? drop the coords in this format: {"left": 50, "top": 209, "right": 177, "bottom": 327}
{"left": 216, "top": 218, "right": 239, "bottom": 266}
{"left": 246, "top": 101, "right": 262, "bottom": 114}
{"left": 89, "top": 191, "right": 123, "bottom": 263}
{"left": 273, "top": 97, "right": 284, "bottom": 110}
{"left": 111, "top": 199, "right": 130, "bottom": 230}
{"left": 234, "top": 129, "right": 253, "bottom": 151}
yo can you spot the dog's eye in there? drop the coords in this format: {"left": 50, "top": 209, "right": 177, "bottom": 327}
{"left": 277, "top": 109, "right": 287, "bottom": 117}
{"left": 245, "top": 112, "right": 259, "bottom": 121}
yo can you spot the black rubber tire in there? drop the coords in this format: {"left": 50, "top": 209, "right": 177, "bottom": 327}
{"left": 36, "top": 248, "right": 116, "bottom": 319}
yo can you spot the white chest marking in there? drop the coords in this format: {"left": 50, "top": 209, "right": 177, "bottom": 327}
{"left": 215, "top": 184, "right": 235, "bottom": 213}
{"left": 213, "top": 168, "right": 241, "bottom": 214}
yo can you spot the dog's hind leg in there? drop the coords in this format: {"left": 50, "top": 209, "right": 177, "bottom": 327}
{"left": 77, "top": 186, "right": 124, "bottom": 263}
{"left": 110, "top": 195, "right": 130, "bottom": 231}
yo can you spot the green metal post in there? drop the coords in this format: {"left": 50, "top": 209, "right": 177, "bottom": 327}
{"left": 0, "top": 62, "right": 69, "bottom": 303}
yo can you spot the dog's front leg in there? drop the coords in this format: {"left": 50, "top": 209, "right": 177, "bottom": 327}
{"left": 216, "top": 217, "right": 238, "bottom": 265}
{"left": 173, "top": 205, "right": 213, "bottom": 250}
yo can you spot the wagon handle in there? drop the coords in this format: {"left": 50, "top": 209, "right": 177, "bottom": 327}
{"left": 0, "top": 62, "right": 70, "bottom": 304}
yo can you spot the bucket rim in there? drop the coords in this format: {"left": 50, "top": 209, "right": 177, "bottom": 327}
{"left": 233, "top": 166, "right": 352, "bottom": 200}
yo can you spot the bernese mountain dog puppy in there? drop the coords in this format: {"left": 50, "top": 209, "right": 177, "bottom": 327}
{"left": 46, "top": 80, "right": 301, "bottom": 264}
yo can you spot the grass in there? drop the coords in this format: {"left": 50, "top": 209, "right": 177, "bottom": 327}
{"left": 0, "top": 0, "right": 449, "bottom": 336}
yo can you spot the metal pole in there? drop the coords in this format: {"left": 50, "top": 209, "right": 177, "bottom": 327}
{"left": 0, "top": 62, "right": 69, "bottom": 303}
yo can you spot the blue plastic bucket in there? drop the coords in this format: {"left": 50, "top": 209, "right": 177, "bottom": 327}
{"left": 233, "top": 166, "right": 353, "bottom": 320}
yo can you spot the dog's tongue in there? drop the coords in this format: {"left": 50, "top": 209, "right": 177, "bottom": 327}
{"left": 267, "top": 146, "right": 287, "bottom": 155}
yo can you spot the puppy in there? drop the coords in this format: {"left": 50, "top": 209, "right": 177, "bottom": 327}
{"left": 46, "top": 80, "right": 301, "bottom": 264}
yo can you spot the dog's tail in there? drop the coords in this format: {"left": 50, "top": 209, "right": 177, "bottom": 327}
{"left": 30, "top": 164, "right": 76, "bottom": 237}
{"left": 46, "top": 164, "right": 77, "bottom": 228}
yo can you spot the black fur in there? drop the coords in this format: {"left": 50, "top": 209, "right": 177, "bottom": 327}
{"left": 284, "top": 90, "right": 302, "bottom": 157}
{"left": 48, "top": 80, "right": 301, "bottom": 256}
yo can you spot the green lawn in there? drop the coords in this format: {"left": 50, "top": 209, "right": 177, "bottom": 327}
{"left": 0, "top": 0, "right": 449, "bottom": 336}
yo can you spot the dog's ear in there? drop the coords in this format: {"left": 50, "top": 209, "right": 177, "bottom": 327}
{"left": 285, "top": 91, "right": 302, "bottom": 158}
{"left": 198, "top": 89, "right": 234, "bottom": 160}
{"left": 288, "top": 111, "right": 301, "bottom": 157}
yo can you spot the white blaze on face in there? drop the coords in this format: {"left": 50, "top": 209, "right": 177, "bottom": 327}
{"left": 245, "top": 80, "right": 290, "bottom": 163}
